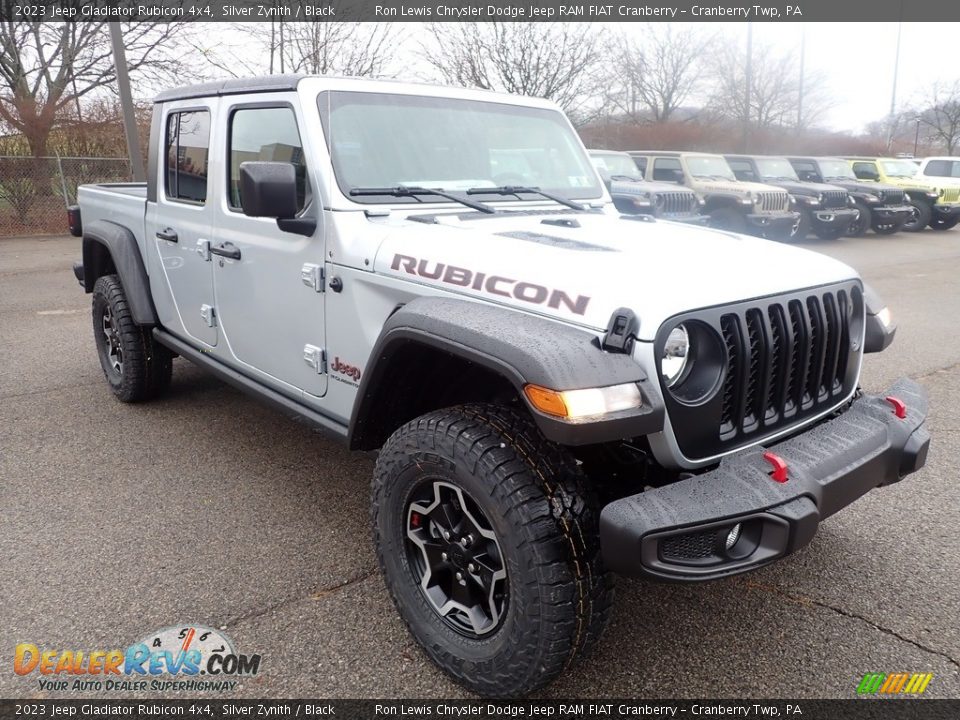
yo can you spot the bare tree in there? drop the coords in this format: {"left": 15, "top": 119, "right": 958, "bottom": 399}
{"left": 422, "top": 23, "right": 601, "bottom": 115}
{"left": 605, "top": 25, "right": 712, "bottom": 123}
{"left": 0, "top": 20, "right": 183, "bottom": 158}
{"left": 194, "top": 22, "right": 399, "bottom": 80}
{"left": 708, "top": 37, "right": 831, "bottom": 133}
{"left": 919, "top": 81, "right": 960, "bottom": 154}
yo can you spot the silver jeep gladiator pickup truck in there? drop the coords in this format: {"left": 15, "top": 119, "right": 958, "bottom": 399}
{"left": 69, "top": 75, "right": 930, "bottom": 697}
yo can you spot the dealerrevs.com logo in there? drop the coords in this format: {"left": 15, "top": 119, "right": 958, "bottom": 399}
{"left": 14, "top": 625, "right": 261, "bottom": 693}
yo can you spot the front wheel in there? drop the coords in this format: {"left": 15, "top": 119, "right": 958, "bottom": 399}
{"left": 930, "top": 214, "right": 960, "bottom": 231}
{"left": 902, "top": 200, "right": 931, "bottom": 232}
{"left": 372, "top": 404, "right": 613, "bottom": 697}
{"left": 845, "top": 201, "right": 872, "bottom": 237}
{"left": 92, "top": 274, "right": 172, "bottom": 402}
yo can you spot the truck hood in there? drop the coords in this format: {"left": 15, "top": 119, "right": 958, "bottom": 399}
{"left": 827, "top": 179, "right": 904, "bottom": 196}
{"left": 609, "top": 179, "right": 697, "bottom": 196}
{"left": 767, "top": 180, "right": 846, "bottom": 196}
{"left": 372, "top": 210, "right": 859, "bottom": 340}
{"left": 694, "top": 179, "right": 786, "bottom": 196}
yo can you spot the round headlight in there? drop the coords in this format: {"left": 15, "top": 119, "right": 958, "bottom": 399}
{"left": 662, "top": 324, "right": 690, "bottom": 387}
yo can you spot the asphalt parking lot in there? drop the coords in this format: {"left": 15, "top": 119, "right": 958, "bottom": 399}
{"left": 2, "top": 230, "right": 959, "bottom": 700}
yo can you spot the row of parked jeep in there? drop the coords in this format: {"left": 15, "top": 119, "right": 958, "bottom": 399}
{"left": 589, "top": 150, "right": 960, "bottom": 240}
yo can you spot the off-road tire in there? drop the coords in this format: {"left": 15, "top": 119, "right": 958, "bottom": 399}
{"left": 92, "top": 274, "right": 172, "bottom": 403}
{"left": 845, "top": 200, "right": 872, "bottom": 237}
{"left": 708, "top": 207, "right": 748, "bottom": 234}
{"left": 929, "top": 214, "right": 960, "bottom": 231}
{"left": 372, "top": 403, "right": 614, "bottom": 697}
{"left": 902, "top": 200, "right": 931, "bottom": 232}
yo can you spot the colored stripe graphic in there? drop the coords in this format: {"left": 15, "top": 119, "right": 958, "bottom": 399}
{"left": 857, "top": 672, "right": 933, "bottom": 695}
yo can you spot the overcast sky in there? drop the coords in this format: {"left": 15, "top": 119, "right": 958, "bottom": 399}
{"left": 207, "top": 21, "right": 956, "bottom": 133}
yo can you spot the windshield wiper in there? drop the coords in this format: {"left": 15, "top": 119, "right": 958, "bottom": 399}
{"left": 465, "top": 185, "right": 589, "bottom": 212}
{"left": 349, "top": 186, "right": 496, "bottom": 214}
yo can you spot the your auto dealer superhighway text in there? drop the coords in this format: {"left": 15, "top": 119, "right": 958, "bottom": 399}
{"left": 374, "top": 5, "right": 783, "bottom": 18}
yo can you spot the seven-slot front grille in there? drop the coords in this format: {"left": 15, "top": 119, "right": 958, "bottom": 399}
{"left": 655, "top": 191, "right": 698, "bottom": 216}
{"left": 942, "top": 187, "right": 960, "bottom": 203}
{"left": 656, "top": 281, "right": 864, "bottom": 461}
{"left": 821, "top": 190, "right": 847, "bottom": 209}
{"left": 757, "top": 191, "right": 789, "bottom": 213}
{"left": 880, "top": 189, "right": 905, "bottom": 205}
{"left": 718, "top": 290, "right": 853, "bottom": 440}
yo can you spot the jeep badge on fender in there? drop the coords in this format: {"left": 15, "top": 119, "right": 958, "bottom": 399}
{"left": 69, "top": 75, "right": 930, "bottom": 697}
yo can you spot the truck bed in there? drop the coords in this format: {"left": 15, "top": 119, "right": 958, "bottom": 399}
{"left": 76, "top": 182, "right": 148, "bottom": 257}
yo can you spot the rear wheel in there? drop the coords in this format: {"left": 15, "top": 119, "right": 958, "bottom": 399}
{"left": 92, "top": 274, "right": 172, "bottom": 402}
{"left": 372, "top": 403, "right": 613, "bottom": 697}
{"left": 845, "top": 201, "right": 872, "bottom": 237}
{"left": 930, "top": 214, "right": 960, "bottom": 231}
{"left": 902, "top": 200, "right": 931, "bottom": 232}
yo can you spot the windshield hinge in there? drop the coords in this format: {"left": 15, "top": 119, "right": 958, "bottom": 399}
{"left": 602, "top": 307, "right": 640, "bottom": 354}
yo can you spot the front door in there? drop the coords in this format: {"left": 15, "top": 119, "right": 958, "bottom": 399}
{"left": 146, "top": 102, "right": 218, "bottom": 347}
{"left": 211, "top": 100, "right": 327, "bottom": 397}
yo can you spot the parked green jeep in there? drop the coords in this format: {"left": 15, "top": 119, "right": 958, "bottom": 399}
{"left": 846, "top": 156, "right": 960, "bottom": 232}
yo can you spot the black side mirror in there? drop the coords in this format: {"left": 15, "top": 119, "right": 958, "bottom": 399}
{"left": 239, "top": 161, "right": 299, "bottom": 218}
{"left": 239, "top": 161, "right": 315, "bottom": 236}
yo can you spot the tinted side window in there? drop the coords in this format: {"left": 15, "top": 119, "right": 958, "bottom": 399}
{"left": 632, "top": 156, "right": 647, "bottom": 174}
{"left": 652, "top": 157, "right": 683, "bottom": 182}
{"left": 165, "top": 111, "right": 211, "bottom": 203}
{"left": 791, "top": 161, "right": 818, "bottom": 181}
{"left": 852, "top": 161, "right": 876, "bottom": 178}
{"left": 925, "top": 160, "right": 949, "bottom": 176}
{"left": 228, "top": 107, "right": 309, "bottom": 211}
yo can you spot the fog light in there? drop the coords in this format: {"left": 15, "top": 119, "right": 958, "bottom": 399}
{"left": 725, "top": 523, "right": 742, "bottom": 551}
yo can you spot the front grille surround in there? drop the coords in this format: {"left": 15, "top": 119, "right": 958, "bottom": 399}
{"left": 821, "top": 190, "right": 848, "bottom": 209}
{"left": 878, "top": 188, "right": 905, "bottom": 205}
{"left": 654, "top": 191, "right": 698, "bottom": 216}
{"left": 756, "top": 191, "right": 790, "bottom": 213}
{"left": 655, "top": 281, "right": 864, "bottom": 461}
{"left": 941, "top": 187, "right": 960, "bottom": 203}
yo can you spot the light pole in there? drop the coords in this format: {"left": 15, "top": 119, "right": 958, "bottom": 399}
{"left": 885, "top": 18, "right": 903, "bottom": 152}
{"left": 914, "top": 118, "right": 921, "bottom": 157}
{"left": 742, "top": 23, "right": 753, "bottom": 152}
{"left": 109, "top": 23, "right": 145, "bottom": 182}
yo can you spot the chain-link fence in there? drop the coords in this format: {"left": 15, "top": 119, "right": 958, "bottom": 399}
{"left": 0, "top": 155, "right": 133, "bottom": 237}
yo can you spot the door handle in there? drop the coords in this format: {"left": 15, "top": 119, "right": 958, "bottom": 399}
{"left": 156, "top": 228, "right": 178, "bottom": 243}
{"left": 210, "top": 242, "right": 241, "bottom": 260}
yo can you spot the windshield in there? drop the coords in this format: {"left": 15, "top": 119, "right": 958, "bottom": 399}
{"left": 818, "top": 160, "right": 856, "bottom": 180}
{"left": 755, "top": 158, "right": 799, "bottom": 181}
{"left": 591, "top": 152, "right": 642, "bottom": 179}
{"left": 319, "top": 91, "right": 602, "bottom": 204}
{"left": 686, "top": 156, "right": 736, "bottom": 181}
{"left": 881, "top": 160, "right": 920, "bottom": 178}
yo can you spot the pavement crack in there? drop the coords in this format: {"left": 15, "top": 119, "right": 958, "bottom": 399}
{"left": 746, "top": 581, "right": 960, "bottom": 672}
{"left": 914, "top": 360, "right": 960, "bottom": 381}
{"left": 221, "top": 567, "right": 377, "bottom": 630}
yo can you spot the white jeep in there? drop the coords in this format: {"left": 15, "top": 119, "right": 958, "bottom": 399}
{"left": 69, "top": 76, "right": 929, "bottom": 696}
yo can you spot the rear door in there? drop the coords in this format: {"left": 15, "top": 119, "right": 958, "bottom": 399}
{"left": 210, "top": 99, "right": 327, "bottom": 398}
{"left": 146, "top": 102, "right": 218, "bottom": 347}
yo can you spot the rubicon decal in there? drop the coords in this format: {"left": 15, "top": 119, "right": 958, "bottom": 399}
{"left": 391, "top": 254, "right": 591, "bottom": 316}
{"left": 13, "top": 625, "right": 261, "bottom": 693}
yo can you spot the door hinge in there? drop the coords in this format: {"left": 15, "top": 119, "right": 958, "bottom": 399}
{"left": 200, "top": 304, "right": 217, "bottom": 328}
{"left": 300, "top": 263, "right": 325, "bottom": 292}
{"left": 196, "top": 239, "right": 211, "bottom": 262}
{"left": 303, "top": 344, "right": 326, "bottom": 374}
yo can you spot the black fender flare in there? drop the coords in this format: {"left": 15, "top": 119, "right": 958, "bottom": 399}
{"left": 81, "top": 220, "right": 158, "bottom": 326}
{"left": 348, "top": 297, "right": 664, "bottom": 449}
{"left": 903, "top": 188, "right": 935, "bottom": 206}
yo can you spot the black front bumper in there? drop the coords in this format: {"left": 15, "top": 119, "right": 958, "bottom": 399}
{"left": 871, "top": 204, "right": 913, "bottom": 223}
{"left": 933, "top": 204, "right": 960, "bottom": 218}
{"left": 810, "top": 207, "right": 859, "bottom": 229}
{"left": 745, "top": 211, "right": 801, "bottom": 231}
{"left": 599, "top": 378, "right": 929, "bottom": 581}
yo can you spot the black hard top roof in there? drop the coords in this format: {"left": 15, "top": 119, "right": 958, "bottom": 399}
{"left": 153, "top": 75, "right": 304, "bottom": 103}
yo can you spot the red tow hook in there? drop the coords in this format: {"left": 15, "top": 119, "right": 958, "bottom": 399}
{"left": 762, "top": 452, "right": 789, "bottom": 483}
{"left": 885, "top": 396, "right": 907, "bottom": 419}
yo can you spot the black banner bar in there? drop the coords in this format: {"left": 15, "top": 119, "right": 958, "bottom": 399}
{"left": 1, "top": 0, "right": 958, "bottom": 23}
{"left": 2, "top": 700, "right": 960, "bottom": 720}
